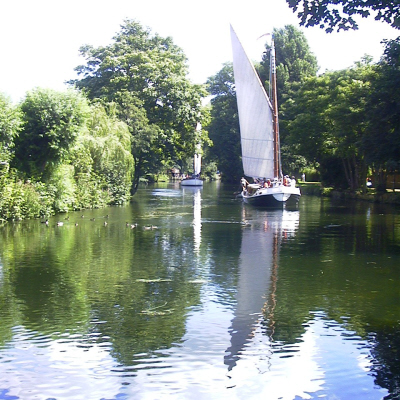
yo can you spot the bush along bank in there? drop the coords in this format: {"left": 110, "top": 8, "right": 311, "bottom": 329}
{"left": 0, "top": 166, "right": 124, "bottom": 223}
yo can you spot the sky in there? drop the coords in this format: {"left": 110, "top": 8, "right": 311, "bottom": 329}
{"left": 1, "top": 0, "right": 399, "bottom": 103}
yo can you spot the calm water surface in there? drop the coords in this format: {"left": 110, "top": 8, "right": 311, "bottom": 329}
{"left": 0, "top": 182, "right": 399, "bottom": 400}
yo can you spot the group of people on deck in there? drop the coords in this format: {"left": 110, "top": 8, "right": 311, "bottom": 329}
{"left": 241, "top": 175, "right": 296, "bottom": 191}
{"left": 283, "top": 175, "right": 297, "bottom": 187}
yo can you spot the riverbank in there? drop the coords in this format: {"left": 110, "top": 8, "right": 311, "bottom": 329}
{"left": 299, "top": 182, "right": 400, "bottom": 205}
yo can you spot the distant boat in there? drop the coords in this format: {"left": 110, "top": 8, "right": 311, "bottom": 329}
{"left": 181, "top": 124, "right": 203, "bottom": 187}
{"left": 230, "top": 26, "right": 301, "bottom": 207}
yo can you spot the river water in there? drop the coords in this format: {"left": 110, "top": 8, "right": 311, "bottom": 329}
{"left": 0, "top": 182, "right": 399, "bottom": 400}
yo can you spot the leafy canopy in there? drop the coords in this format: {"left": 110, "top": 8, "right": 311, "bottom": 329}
{"left": 259, "top": 25, "right": 318, "bottom": 102}
{"left": 0, "top": 93, "right": 21, "bottom": 162}
{"left": 286, "top": 0, "right": 400, "bottom": 32}
{"left": 285, "top": 63, "right": 376, "bottom": 189}
{"left": 362, "top": 37, "right": 400, "bottom": 173}
{"left": 70, "top": 19, "right": 208, "bottom": 184}
{"left": 206, "top": 62, "right": 242, "bottom": 182}
{"left": 74, "top": 102, "right": 134, "bottom": 203}
{"left": 260, "top": 25, "right": 318, "bottom": 174}
{"left": 13, "top": 88, "right": 89, "bottom": 179}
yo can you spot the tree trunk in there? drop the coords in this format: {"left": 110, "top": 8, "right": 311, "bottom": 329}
{"left": 375, "top": 168, "right": 387, "bottom": 192}
{"left": 352, "top": 155, "right": 360, "bottom": 192}
{"left": 342, "top": 158, "right": 351, "bottom": 188}
{"left": 360, "top": 158, "right": 367, "bottom": 194}
{"left": 130, "top": 158, "right": 142, "bottom": 196}
{"left": 343, "top": 156, "right": 364, "bottom": 192}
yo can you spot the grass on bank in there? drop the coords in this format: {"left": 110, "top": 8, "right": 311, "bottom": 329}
{"left": 298, "top": 181, "right": 400, "bottom": 204}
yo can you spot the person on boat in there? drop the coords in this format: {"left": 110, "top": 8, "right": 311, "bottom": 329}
{"left": 241, "top": 177, "right": 249, "bottom": 190}
{"left": 283, "top": 175, "right": 289, "bottom": 186}
{"left": 291, "top": 176, "right": 296, "bottom": 187}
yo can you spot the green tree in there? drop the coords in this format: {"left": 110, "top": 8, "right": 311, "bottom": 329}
{"left": 70, "top": 19, "right": 207, "bottom": 185}
{"left": 286, "top": 63, "right": 375, "bottom": 190}
{"left": 14, "top": 88, "right": 89, "bottom": 179}
{"left": 327, "top": 64, "right": 374, "bottom": 190}
{"left": 76, "top": 103, "right": 134, "bottom": 203}
{"left": 362, "top": 38, "right": 400, "bottom": 190}
{"left": 284, "top": 75, "right": 334, "bottom": 168}
{"left": 259, "top": 25, "right": 318, "bottom": 176}
{"left": 0, "top": 93, "right": 21, "bottom": 163}
{"left": 259, "top": 25, "right": 318, "bottom": 103}
{"left": 112, "top": 91, "right": 160, "bottom": 194}
{"left": 286, "top": 0, "right": 400, "bottom": 32}
{"left": 206, "top": 63, "right": 243, "bottom": 183}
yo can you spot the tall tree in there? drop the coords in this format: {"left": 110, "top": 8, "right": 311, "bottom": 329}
{"left": 13, "top": 89, "right": 88, "bottom": 179}
{"left": 113, "top": 91, "right": 161, "bottom": 194}
{"left": 286, "top": 63, "right": 375, "bottom": 190}
{"left": 0, "top": 93, "right": 21, "bottom": 163}
{"left": 286, "top": 0, "right": 400, "bottom": 32}
{"left": 362, "top": 38, "right": 400, "bottom": 190}
{"left": 206, "top": 63, "right": 243, "bottom": 183}
{"left": 70, "top": 19, "right": 207, "bottom": 184}
{"left": 327, "top": 63, "right": 374, "bottom": 190}
{"left": 284, "top": 74, "right": 334, "bottom": 166}
{"left": 260, "top": 25, "right": 318, "bottom": 175}
{"left": 75, "top": 103, "right": 134, "bottom": 203}
{"left": 259, "top": 25, "right": 318, "bottom": 103}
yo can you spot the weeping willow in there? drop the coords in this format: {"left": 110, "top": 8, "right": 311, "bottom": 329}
{"left": 72, "top": 103, "right": 134, "bottom": 205}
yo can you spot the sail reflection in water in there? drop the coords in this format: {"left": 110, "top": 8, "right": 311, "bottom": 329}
{"left": 182, "top": 186, "right": 202, "bottom": 253}
{"left": 225, "top": 209, "right": 299, "bottom": 370}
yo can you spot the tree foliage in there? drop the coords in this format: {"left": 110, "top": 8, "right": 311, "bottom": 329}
{"left": 286, "top": 0, "right": 400, "bottom": 32}
{"left": 0, "top": 93, "right": 21, "bottom": 163}
{"left": 361, "top": 37, "right": 400, "bottom": 190}
{"left": 207, "top": 27, "right": 318, "bottom": 182}
{"left": 74, "top": 103, "right": 134, "bottom": 203}
{"left": 112, "top": 91, "right": 160, "bottom": 194}
{"left": 260, "top": 25, "right": 318, "bottom": 174}
{"left": 206, "top": 63, "right": 243, "bottom": 183}
{"left": 286, "top": 61, "right": 377, "bottom": 190}
{"left": 13, "top": 88, "right": 89, "bottom": 179}
{"left": 70, "top": 19, "right": 208, "bottom": 184}
{"left": 259, "top": 25, "right": 318, "bottom": 101}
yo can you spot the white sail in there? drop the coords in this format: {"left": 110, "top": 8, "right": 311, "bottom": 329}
{"left": 194, "top": 153, "right": 201, "bottom": 175}
{"left": 194, "top": 123, "right": 202, "bottom": 175}
{"left": 230, "top": 25, "right": 275, "bottom": 179}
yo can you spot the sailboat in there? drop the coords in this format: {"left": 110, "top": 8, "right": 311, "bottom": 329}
{"left": 180, "top": 153, "right": 203, "bottom": 186}
{"left": 230, "top": 26, "right": 301, "bottom": 207}
{"left": 181, "top": 123, "right": 203, "bottom": 187}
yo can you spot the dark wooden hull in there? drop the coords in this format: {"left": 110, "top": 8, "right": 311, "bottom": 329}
{"left": 242, "top": 187, "right": 301, "bottom": 208}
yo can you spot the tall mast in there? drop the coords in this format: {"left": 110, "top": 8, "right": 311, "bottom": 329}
{"left": 270, "top": 39, "right": 281, "bottom": 179}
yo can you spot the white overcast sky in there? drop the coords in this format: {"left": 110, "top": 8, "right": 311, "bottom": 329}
{"left": 1, "top": 0, "right": 399, "bottom": 102}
